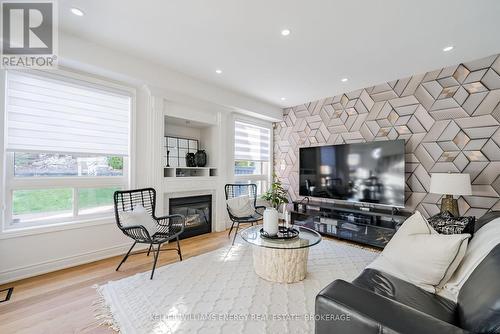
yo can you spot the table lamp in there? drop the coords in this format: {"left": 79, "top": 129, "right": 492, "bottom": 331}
{"left": 429, "top": 173, "right": 472, "bottom": 217}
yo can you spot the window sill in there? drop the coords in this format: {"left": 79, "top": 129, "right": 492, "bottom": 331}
{"left": 0, "top": 215, "right": 115, "bottom": 240}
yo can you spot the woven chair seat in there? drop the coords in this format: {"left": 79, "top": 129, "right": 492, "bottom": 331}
{"left": 153, "top": 226, "right": 183, "bottom": 240}
{"left": 233, "top": 212, "right": 263, "bottom": 223}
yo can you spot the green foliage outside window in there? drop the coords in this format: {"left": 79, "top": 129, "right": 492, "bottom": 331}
{"left": 107, "top": 156, "right": 123, "bottom": 170}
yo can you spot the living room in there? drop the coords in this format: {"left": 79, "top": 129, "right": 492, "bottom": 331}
{"left": 0, "top": 1, "right": 500, "bottom": 333}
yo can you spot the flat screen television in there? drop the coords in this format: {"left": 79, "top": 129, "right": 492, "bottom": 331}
{"left": 299, "top": 139, "right": 405, "bottom": 208}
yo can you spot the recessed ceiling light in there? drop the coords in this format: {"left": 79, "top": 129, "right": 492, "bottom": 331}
{"left": 341, "top": 78, "right": 348, "bottom": 82}
{"left": 70, "top": 7, "right": 84, "bottom": 16}
{"left": 281, "top": 29, "right": 291, "bottom": 36}
{"left": 280, "top": 97, "right": 286, "bottom": 101}
{"left": 215, "top": 69, "right": 222, "bottom": 74}
{"left": 443, "top": 46, "right": 454, "bottom": 52}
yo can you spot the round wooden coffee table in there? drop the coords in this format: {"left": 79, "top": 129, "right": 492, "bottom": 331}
{"left": 240, "top": 225, "right": 321, "bottom": 283}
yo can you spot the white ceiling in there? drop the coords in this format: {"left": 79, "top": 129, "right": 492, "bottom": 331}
{"left": 60, "top": 0, "right": 500, "bottom": 108}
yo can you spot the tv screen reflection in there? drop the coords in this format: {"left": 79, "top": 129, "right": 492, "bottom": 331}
{"left": 299, "top": 140, "right": 405, "bottom": 207}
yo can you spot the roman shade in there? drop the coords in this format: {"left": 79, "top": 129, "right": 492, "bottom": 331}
{"left": 5, "top": 71, "right": 131, "bottom": 156}
{"left": 234, "top": 121, "right": 270, "bottom": 161}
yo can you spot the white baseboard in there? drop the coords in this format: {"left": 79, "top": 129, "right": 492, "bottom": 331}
{"left": 0, "top": 243, "right": 149, "bottom": 285}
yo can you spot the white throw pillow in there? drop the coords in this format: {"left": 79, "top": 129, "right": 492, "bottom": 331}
{"left": 438, "top": 217, "right": 500, "bottom": 301}
{"left": 368, "top": 211, "right": 470, "bottom": 293}
{"left": 120, "top": 205, "right": 158, "bottom": 237}
{"left": 226, "top": 195, "right": 255, "bottom": 217}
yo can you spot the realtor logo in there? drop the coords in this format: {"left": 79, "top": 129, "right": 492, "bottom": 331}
{"left": 1, "top": 0, "right": 58, "bottom": 68}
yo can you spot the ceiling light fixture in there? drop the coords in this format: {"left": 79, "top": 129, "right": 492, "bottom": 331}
{"left": 215, "top": 69, "right": 222, "bottom": 74}
{"left": 443, "top": 45, "right": 454, "bottom": 52}
{"left": 341, "top": 78, "right": 348, "bottom": 82}
{"left": 281, "top": 29, "right": 291, "bottom": 36}
{"left": 280, "top": 97, "right": 286, "bottom": 101}
{"left": 70, "top": 7, "right": 84, "bottom": 16}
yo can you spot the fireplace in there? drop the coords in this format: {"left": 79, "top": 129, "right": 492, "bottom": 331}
{"left": 169, "top": 195, "right": 212, "bottom": 239}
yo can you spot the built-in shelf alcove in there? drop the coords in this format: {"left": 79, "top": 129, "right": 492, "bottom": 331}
{"left": 164, "top": 115, "right": 218, "bottom": 178}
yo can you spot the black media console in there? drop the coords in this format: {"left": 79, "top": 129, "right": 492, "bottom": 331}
{"left": 291, "top": 201, "right": 412, "bottom": 248}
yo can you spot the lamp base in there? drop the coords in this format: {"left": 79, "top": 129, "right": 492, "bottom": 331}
{"left": 441, "top": 195, "right": 459, "bottom": 217}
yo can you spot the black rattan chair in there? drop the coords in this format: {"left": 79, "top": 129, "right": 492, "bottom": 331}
{"left": 114, "top": 188, "right": 185, "bottom": 279}
{"left": 225, "top": 184, "right": 265, "bottom": 245}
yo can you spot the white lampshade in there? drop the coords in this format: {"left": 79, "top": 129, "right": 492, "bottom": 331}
{"left": 429, "top": 173, "right": 472, "bottom": 195}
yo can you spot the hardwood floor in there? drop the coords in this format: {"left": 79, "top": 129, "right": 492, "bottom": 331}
{"left": 0, "top": 230, "right": 232, "bottom": 334}
{"left": 0, "top": 229, "right": 373, "bottom": 334}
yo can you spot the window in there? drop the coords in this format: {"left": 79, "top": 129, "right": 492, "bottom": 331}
{"left": 4, "top": 71, "right": 131, "bottom": 229}
{"left": 13, "top": 188, "right": 73, "bottom": 223}
{"left": 14, "top": 153, "right": 124, "bottom": 177}
{"left": 234, "top": 121, "right": 271, "bottom": 194}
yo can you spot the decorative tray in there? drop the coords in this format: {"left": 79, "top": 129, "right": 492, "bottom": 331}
{"left": 260, "top": 226, "right": 299, "bottom": 240}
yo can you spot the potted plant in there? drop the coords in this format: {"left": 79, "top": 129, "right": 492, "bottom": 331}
{"left": 261, "top": 174, "right": 289, "bottom": 236}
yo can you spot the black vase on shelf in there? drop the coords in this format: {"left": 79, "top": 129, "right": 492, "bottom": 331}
{"left": 185, "top": 153, "right": 196, "bottom": 167}
{"left": 195, "top": 150, "right": 207, "bottom": 167}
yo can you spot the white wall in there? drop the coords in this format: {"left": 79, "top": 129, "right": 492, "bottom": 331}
{"left": 0, "top": 32, "right": 281, "bottom": 284}
{"left": 200, "top": 126, "right": 218, "bottom": 168}
{"left": 165, "top": 123, "right": 202, "bottom": 140}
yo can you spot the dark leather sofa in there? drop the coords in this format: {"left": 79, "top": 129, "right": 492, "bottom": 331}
{"left": 315, "top": 212, "right": 500, "bottom": 334}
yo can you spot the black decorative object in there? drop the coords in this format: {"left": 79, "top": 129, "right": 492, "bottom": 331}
{"left": 428, "top": 211, "right": 475, "bottom": 235}
{"left": 195, "top": 150, "right": 207, "bottom": 167}
{"left": 260, "top": 226, "right": 299, "bottom": 240}
{"left": 185, "top": 152, "right": 196, "bottom": 167}
{"left": 166, "top": 150, "right": 170, "bottom": 167}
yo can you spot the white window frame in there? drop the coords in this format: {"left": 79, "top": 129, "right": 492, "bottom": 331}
{"left": 233, "top": 116, "right": 273, "bottom": 195}
{"left": 1, "top": 68, "right": 136, "bottom": 233}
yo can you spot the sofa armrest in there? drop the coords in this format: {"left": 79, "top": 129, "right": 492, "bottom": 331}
{"left": 315, "top": 280, "right": 468, "bottom": 334}
{"left": 474, "top": 210, "right": 500, "bottom": 232}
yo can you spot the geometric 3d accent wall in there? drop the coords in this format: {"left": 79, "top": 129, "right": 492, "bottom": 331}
{"left": 274, "top": 54, "right": 500, "bottom": 218}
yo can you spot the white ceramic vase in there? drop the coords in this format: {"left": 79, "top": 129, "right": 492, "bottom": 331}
{"left": 263, "top": 207, "right": 279, "bottom": 236}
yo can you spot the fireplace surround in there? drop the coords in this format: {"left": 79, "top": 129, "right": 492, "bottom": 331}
{"left": 169, "top": 195, "right": 212, "bottom": 239}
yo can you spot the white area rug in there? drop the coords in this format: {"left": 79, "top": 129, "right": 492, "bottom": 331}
{"left": 95, "top": 238, "right": 378, "bottom": 334}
